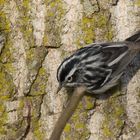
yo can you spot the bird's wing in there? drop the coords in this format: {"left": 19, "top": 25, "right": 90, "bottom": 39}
{"left": 100, "top": 42, "right": 138, "bottom": 77}
{"left": 86, "top": 42, "right": 132, "bottom": 92}
{"left": 101, "top": 42, "right": 129, "bottom": 67}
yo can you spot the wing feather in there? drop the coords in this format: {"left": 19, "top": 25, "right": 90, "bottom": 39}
{"left": 83, "top": 42, "right": 130, "bottom": 92}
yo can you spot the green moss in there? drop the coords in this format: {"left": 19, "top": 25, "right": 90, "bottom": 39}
{"left": 26, "top": 46, "right": 47, "bottom": 66}
{"left": 3, "top": 63, "right": 15, "bottom": 74}
{"left": 0, "top": 39, "right": 14, "bottom": 66}
{"left": 0, "top": 105, "right": 5, "bottom": 114}
{"left": 102, "top": 87, "right": 125, "bottom": 138}
{"left": 26, "top": 48, "right": 35, "bottom": 62}
{"left": 0, "top": 3, "right": 16, "bottom": 136}
{"left": 72, "top": 111, "right": 80, "bottom": 122}
{"left": 1, "top": 95, "right": 10, "bottom": 100}
{"left": 0, "top": 126, "right": 6, "bottom": 135}
{"left": 0, "top": 12, "right": 10, "bottom": 32}
{"left": 19, "top": 99, "right": 25, "bottom": 109}
{"left": 26, "top": 46, "right": 47, "bottom": 97}
{"left": 0, "top": 68, "right": 15, "bottom": 135}
{"left": 0, "top": 9, "right": 15, "bottom": 75}
{"left": 30, "top": 67, "right": 48, "bottom": 96}
{"left": 75, "top": 123, "right": 85, "bottom": 129}
{"left": 0, "top": 48, "right": 16, "bottom": 140}
{"left": 0, "top": 45, "right": 15, "bottom": 94}
{"left": 135, "top": 0, "right": 140, "bottom": 7}
{"left": 0, "top": 0, "right": 5, "bottom": 4}
{"left": 0, "top": 68, "right": 15, "bottom": 98}
{"left": 64, "top": 123, "right": 71, "bottom": 133}
{"left": 64, "top": 138, "right": 71, "bottom": 140}
{"left": 84, "top": 96, "right": 94, "bottom": 110}
{"left": 0, "top": 103, "right": 7, "bottom": 135}
{"left": 0, "top": 70, "right": 7, "bottom": 94}
{"left": 116, "top": 119, "right": 124, "bottom": 127}
{"left": 23, "top": 0, "right": 29, "bottom": 7}
{"left": 103, "top": 124, "right": 113, "bottom": 137}
{"left": 76, "top": 3, "right": 114, "bottom": 48}
{"left": 34, "top": 123, "right": 44, "bottom": 140}
{"left": 63, "top": 98, "right": 90, "bottom": 139}
{"left": 137, "top": 122, "right": 140, "bottom": 129}
{"left": 96, "top": 13, "right": 113, "bottom": 41}
{"left": 44, "top": 0, "right": 65, "bottom": 47}
{"left": 32, "top": 110, "right": 45, "bottom": 140}
{"left": 16, "top": 97, "right": 45, "bottom": 139}
{"left": 16, "top": 0, "right": 34, "bottom": 46}
{"left": 0, "top": 0, "right": 10, "bottom": 32}
{"left": 76, "top": 17, "right": 95, "bottom": 47}
{"left": 20, "top": 17, "right": 33, "bottom": 46}
{"left": 42, "top": 35, "right": 48, "bottom": 46}
{"left": 48, "top": 0, "right": 65, "bottom": 18}
{"left": 86, "top": 101, "right": 94, "bottom": 110}
{"left": 115, "top": 106, "right": 124, "bottom": 116}
{"left": 34, "top": 129, "right": 44, "bottom": 140}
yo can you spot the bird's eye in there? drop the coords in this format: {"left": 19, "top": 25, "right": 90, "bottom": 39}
{"left": 67, "top": 76, "right": 73, "bottom": 82}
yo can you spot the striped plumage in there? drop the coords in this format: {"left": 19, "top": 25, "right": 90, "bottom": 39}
{"left": 57, "top": 31, "right": 140, "bottom": 94}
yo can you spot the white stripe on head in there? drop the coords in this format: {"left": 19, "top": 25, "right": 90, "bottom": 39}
{"left": 57, "top": 55, "right": 77, "bottom": 81}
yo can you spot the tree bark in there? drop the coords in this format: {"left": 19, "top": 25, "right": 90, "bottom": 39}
{"left": 0, "top": 0, "right": 139, "bottom": 140}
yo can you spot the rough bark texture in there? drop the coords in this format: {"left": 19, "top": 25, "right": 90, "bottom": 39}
{"left": 0, "top": 0, "right": 139, "bottom": 140}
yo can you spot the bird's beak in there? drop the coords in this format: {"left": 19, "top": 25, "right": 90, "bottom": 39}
{"left": 56, "top": 84, "right": 62, "bottom": 94}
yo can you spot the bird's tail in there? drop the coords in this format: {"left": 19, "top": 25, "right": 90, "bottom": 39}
{"left": 125, "top": 30, "right": 140, "bottom": 43}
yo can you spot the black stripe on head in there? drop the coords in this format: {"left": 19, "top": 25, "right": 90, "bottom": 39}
{"left": 57, "top": 57, "right": 79, "bottom": 83}
{"left": 57, "top": 44, "right": 101, "bottom": 83}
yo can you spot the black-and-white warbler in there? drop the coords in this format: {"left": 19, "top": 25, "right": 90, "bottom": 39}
{"left": 57, "top": 31, "right": 140, "bottom": 94}
{"left": 50, "top": 31, "right": 140, "bottom": 140}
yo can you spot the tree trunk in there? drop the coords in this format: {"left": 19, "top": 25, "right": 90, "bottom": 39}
{"left": 0, "top": 0, "right": 139, "bottom": 140}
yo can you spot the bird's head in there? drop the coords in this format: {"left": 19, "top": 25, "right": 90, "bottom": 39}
{"left": 56, "top": 45, "right": 104, "bottom": 93}
{"left": 56, "top": 56, "right": 84, "bottom": 93}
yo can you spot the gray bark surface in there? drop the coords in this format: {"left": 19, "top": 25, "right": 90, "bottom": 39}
{"left": 0, "top": 0, "right": 139, "bottom": 140}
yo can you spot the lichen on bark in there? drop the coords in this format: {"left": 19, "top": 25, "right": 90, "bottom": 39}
{"left": 0, "top": 0, "right": 140, "bottom": 140}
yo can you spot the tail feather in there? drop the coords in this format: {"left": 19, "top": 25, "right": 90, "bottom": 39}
{"left": 125, "top": 30, "right": 140, "bottom": 42}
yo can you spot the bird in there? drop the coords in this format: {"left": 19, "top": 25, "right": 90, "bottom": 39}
{"left": 57, "top": 31, "right": 140, "bottom": 94}
{"left": 50, "top": 31, "right": 140, "bottom": 140}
